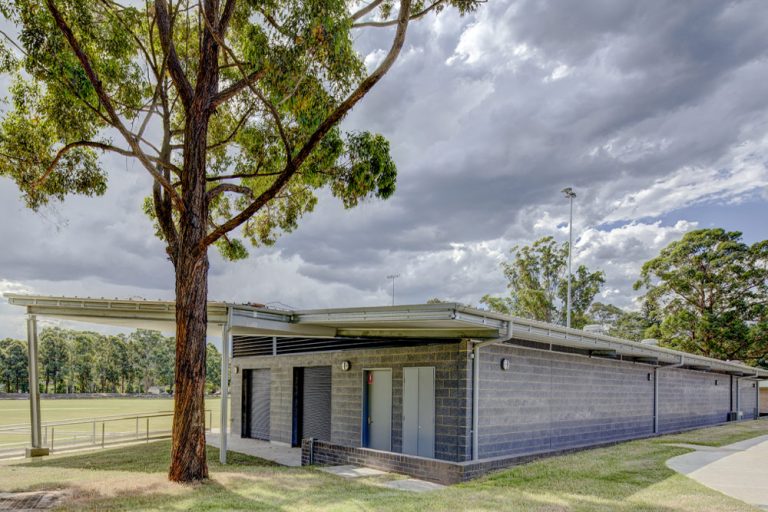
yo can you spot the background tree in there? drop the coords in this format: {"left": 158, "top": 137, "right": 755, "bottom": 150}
{"left": 70, "top": 332, "right": 95, "bottom": 392}
{"left": 0, "top": 0, "right": 482, "bottom": 481}
{"left": 205, "top": 342, "right": 221, "bottom": 393}
{"left": 39, "top": 327, "right": 69, "bottom": 393}
{"left": 587, "top": 302, "right": 653, "bottom": 341}
{"left": 0, "top": 338, "right": 28, "bottom": 392}
{"left": 635, "top": 228, "right": 768, "bottom": 364}
{"left": 481, "top": 236, "right": 605, "bottom": 328}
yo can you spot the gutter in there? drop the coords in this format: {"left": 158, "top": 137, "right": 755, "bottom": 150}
{"left": 654, "top": 356, "right": 684, "bottom": 434}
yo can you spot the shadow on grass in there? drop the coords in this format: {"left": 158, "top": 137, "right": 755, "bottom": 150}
{"left": 13, "top": 440, "right": 277, "bottom": 473}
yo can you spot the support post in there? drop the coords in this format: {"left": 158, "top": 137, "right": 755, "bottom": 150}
{"left": 26, "top": 314, "right": 49, "bottom": 457}
{"left": 220, "top": 311, "right": 231, "bottom": 464}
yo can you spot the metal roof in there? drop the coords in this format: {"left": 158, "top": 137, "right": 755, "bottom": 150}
{"left": 5, "top": 293, "right": 766, "bottom": 378}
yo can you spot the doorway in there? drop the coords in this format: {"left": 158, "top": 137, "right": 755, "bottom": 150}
{"left": 291, "top": 366, "right": 332, "bottom": 446}
{"left": 362, "top": 369, "right": 392, "bottom": 451}
{"left": 242, "top": 368, "right": 271, "bottom": 440}
{"left": 402, "top": 366, "right": 435, "bottom": 458}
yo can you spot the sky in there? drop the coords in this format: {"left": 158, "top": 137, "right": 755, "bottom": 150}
{"left": 1, "top": 0, "right": 768, "bottom": 340}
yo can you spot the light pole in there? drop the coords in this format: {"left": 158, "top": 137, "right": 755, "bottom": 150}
{"left": 386, "top": 274, "right": 400, "bottom": 306}
{"left": 562, "top": 187, "right": 576, "bottom": 329}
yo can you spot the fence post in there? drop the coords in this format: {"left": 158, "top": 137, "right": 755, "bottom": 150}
{"left": 51, "top": 428, "right": 54, "bottom": 452}
{"left": 43, "top": 426, "right": 48, "bottom": 447}
{"left": 136, "top": 417, "right": 139, "bottom": 439}
{"left": 146, "top": 417, "right": 150, "bottom": 443}
{"left": 92, "top": 421, "right": 96, "bottom": 445}
{"left": 101, "top": 422, "right": 105, "bottom": 448}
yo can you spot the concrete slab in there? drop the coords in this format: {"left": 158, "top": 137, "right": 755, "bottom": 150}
{"left": 667, "top": 434, "right": 768, "bottom": 510}
{"left": 318, "top": 465, "right": 387, "bottom": 478}
{"left": 206, "top": 433, "right": 301, "bottom": 467}
{"left": 382, "top": 479, "right": 446, "bottom": 493}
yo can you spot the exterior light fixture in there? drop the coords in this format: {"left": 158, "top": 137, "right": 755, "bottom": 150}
{"left": 647, "top": 373, "right": 652, "bottom": 381}
{"left": 234, "top": 366, "right": 240, "bottom": 374}
{"left": 340, "top": 360, "right": 351, "bottom": 372}
{"left": 500, "top": 358, "right": 510, "bottom": 371}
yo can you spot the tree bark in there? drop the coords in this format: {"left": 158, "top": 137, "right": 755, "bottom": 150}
{"left": 168, "top": 96, "right": 213, "bottom": 482}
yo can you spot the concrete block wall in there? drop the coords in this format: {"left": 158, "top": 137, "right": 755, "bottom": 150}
{"left": 231, "top": 341, "right": 469, "bottom": 461}
{"left": 477, "top": 343, "right": 655, "bottom": 459}
{"left": 657, "top": 368, "right": 730, "bottom": 432}
{"left": 738, "top": 378, "right": 759, "bottom": 419}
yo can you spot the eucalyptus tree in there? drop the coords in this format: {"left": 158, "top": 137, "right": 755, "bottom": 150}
{"left": 635, "top": 229, "right": 768, "bottom": 363}
{"left": 481, "top": 236, "right": 605, "bottom": 328}
{"left": 0, "top": 0, "right": 481, "bottom": 480}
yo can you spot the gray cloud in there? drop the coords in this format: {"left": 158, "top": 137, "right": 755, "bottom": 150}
{"left": 2, "top": 0, "right": 768, "bottom": 336}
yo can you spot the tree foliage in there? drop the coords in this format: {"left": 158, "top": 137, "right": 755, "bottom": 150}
{"left": 587, "top": 302, "right": 653, "bottom": 341}
{"left": 0, "top": 328, "right": 221, "bottom": 394}
{"left": 635, "top": 228, "right": 768, "bottom": 364}
{"left": 481, "top": 236, "right": 605, "bottom": 328}
{"left": 0, "top": 338, "right": 29, "bottom": 392}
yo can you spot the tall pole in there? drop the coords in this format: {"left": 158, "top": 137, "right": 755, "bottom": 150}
{"left": 562, "top": 188, "right": 576, "bottom": 329}
{"left": 387, "top": 274, "right": 399, "bottom": 306}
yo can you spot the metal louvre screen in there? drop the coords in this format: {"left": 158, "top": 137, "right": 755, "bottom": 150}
{"left": 233, "top": 335, "right": 456, "bottom": 357}
{"left": 301, "top": 366, "right": 332, "bottom": 441}
{"left": 249, "top": 369, "right": 271, "bottom": 440}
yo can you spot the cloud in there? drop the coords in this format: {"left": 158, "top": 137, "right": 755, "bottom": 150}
{"left": 2, "top": 0, "right": 768, "bottom": 338}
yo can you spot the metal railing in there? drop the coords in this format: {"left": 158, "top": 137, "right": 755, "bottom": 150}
{"left": 0, "top": 409, "right": 213, "bottom": 459}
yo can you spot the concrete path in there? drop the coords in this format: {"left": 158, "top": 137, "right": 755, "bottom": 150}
{"left": 206, "top": 433, "right": 301, "bottom": 467}
{"left": 667, "top": 435, "right": 768, "bottom": 510}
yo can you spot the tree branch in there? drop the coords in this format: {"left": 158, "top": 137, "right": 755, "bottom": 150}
{"left": 45, "top": 0, "right": 184, "bottom": 210}
{"left": 353, "top": 0, "right": 441, "bottom": 28}
{"left": 211, "top": 70, "right": 265, "bottom": 108}
{"left": 201, "top": 0, "right": 413, "bottom": 248}
{"left": 154, "top": 0, "right": 194, "bottom": 110}
{"left": 207, "top": 182, "right": 253, "bottom": 200}
{"left": 351, "top": 0, "right": 385, "bottom": 21}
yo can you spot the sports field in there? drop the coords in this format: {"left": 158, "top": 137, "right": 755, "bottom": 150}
{"left": 0, "top": 398, "right": 225, "bottom": 453}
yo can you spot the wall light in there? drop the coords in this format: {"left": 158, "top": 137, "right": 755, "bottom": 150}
{"left": 500, "top": 358, "right": 510, "bottom": 371}
{"left": 340, "top": 360, "right": 351, "bottom": 372}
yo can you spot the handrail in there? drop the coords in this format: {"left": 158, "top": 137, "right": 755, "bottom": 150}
{"left": 0, "top": 411, "right": 178, "bottom": 431}
{"left": 0, "top": 409, "right": 214, "bottom": 457}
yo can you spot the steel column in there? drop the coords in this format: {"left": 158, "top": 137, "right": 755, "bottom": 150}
{"left": 219, "top": 311, "right": 231, "bottom": 464}
{"left": 26, "top": 314, "right": 48, "bottom": 456}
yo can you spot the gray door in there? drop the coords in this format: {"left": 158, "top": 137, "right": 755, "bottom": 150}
{"left": 302, "top": 366, "right": 332, "bottom": 441}
{"left": 249, "top": 369, "right": 271, "bottom": 440}
{"left": 402, "top": 367, "right": 435, "bottom": 458}
{"left": 365, "top": 369, "right": 392, "bottom": 451}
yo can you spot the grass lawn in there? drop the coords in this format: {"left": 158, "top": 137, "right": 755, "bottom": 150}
{"left": 0, "top": 398, "right": 225, "bottom": 448}
{"left": 1, "top": 421, "right": 766, "bottom": 511}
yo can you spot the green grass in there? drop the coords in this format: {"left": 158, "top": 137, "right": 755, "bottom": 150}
{"left": 1, "top": 421, "right": 767, "bottom": 511}
{"left": 0, "top": 398, "right": 225, "bottom": 448}
{"left": 650, "top": 420, "right": 768, "bottom": 447}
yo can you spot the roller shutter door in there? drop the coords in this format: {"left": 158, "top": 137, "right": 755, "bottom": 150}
{"left": 301, "top": 366, "right": 332, "bottom": 441}
{"left": 249, "top": 369, "right": 271, "bottom": 440}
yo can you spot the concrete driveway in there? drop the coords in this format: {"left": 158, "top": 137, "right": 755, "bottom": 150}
{"left": 667, "top": 434, "right": 768, "bottom": 510}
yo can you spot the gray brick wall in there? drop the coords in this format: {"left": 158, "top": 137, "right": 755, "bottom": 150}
{"left": 657, "top": 368, "right": 730, "bottom": 432}
{"left": 477, "top": 343, "right": 655, "bottom": 459}
{"left": 739, "top": 378, "right": 759, "bottom": 419}
{"left": 232, "top": 342, "right": 468, "bottom": 461}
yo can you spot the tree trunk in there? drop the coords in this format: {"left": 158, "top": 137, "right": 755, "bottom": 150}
{"left": 168, "top": 105, "right": 212, "bottom": 482}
